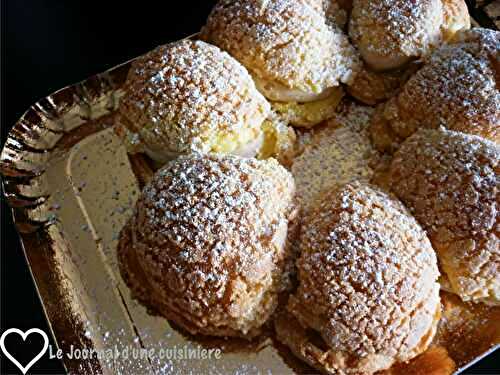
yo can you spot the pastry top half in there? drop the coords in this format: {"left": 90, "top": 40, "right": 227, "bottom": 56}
{"left": 125, "top": 154, "right": 296, "bottom": 337}
{"left": 370, "top": 28, "right": 500, "bottom": 152}
{"left": 349, "top": 0, "right": 470, "bottom": 71}
{"left": 389, "top": 128, "right": 500, "bottom": 305}
{"left": 287, "top": 181, "right": 441, "bottom": 374}
{"left": 201, "top": 0, "right": 360, "bottom": 103}
{"left": 117, "top": 39, "right": 270, "bottom": 162}
{"left": 349, "top": 0, "right": 444, "bottom": 71}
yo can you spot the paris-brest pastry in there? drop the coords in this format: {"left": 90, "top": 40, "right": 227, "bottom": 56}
{"left": 201, "top": 0, "right": 360, "bottom": 128}
{"left": 118, "top": 154, "right": 297, "bottom": 337}
{"left": 113, "top": 1, "right": 500, "bottom": 371}
{"left": 276, "top": 181, "right": 441, "bottom": 374}
{"left": 389, "top": 128, "right": 499, "bottom": 305}
{"left": 116, "top": 39, "right": 294, "bottom": 163}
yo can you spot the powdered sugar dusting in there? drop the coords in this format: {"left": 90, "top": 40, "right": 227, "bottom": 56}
{"left": 372, "top": 28, "right": 500, "bottom": 150}
{"left": 398, "top": 28, "right": 498, "bottom": 134}
{"left": 292, "top": 103, "right": 380, "bottom": 213}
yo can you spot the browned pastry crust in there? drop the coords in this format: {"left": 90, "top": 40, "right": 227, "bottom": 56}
{"left": 389, "top": 128, "right": 500, "bottom": 305}
{"left": 201, "top": 0, "right": 360, "bottom": 102}
{"left": 118, "top": 154, "right": 297, "bottom": 338}
{"left": 346, "top": 0, "right": 470, "bottom": 107}
{"left": 277, "top": 181, "right": 441, "bottom": 374}
{"left": 370, "top": 28, "right": 500, "bottom": 152}
{"left": 116, "top": 39, "right": 270, "bottom": 162}
{"left": 347, "top": 62, "right": 420, "bottom": 105}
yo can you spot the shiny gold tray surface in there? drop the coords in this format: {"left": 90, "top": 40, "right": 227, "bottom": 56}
{"left": 2, "top": 4, "right": 500, "bottom": 373}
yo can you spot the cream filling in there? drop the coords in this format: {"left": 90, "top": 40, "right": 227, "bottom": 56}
{"left": 231, "top": 133, "right": 264, "bottom": 158}
{"left": 143, "top": 132, "right": 264, "bottom": 164}
{"left": 254, "top": 76, "right": 336, "bottom": 103}
{"left": 271, "top": 87, "right": 344, "bottom": 128}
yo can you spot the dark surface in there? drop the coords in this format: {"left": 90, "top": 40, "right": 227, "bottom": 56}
{"left": 0, "top": 1, "right": 498, "bottom": 374}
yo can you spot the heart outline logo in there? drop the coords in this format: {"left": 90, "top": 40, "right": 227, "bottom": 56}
{"left": 0, "top": 328, "right": 49, "bottom": 375}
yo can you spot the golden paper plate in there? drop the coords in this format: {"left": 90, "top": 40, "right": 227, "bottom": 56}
{"left": 1, "top": 8, "right": 500, "bottom": 374}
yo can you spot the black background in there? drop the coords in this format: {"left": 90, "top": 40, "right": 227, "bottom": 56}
{"left": 1, "top": 1, "right": 499, "bottom": 374}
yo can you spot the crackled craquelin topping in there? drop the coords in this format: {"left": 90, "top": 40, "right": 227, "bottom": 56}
{"left": 371, "top": 28, "right": 500, "bottom": 151}
{"left": 389, "top": 128, "right": 500, "bottom": 305}
{"left": 201, "top": 0, "right": 360, "bottom": 97}
{"left": 128, "top": 154, "right": 296, "bottom": 336}
{"left": 292, "top": 104, "right": 380, "bottom": 213}
{"left": 118, "top": 39, "right": 270, "bottom": 160}
{"left": 289, "top": 181, "right": 440, "bottom": 374}
{"left": 349, "top": 0, "right": 443, "bottom": 70}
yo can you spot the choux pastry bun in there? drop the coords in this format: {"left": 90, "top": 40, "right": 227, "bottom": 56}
{"left": 276, "top": 181, "right": 441, "bottom": 374}
{"left": 349, "top": 0, "right": 470, "bottom": 72}
{"left": 116, "top": 39, "right": 273, "bottom": 163}
{"left": 389, "top": 128, "right": 499, "bottom": 305}
{"left": 346, "top": 62, "right": 419, "bottom": 105}
{"left": 349, "top": 0, "right": 444, "bottom": 71}
{"left": 118, "top": 154, "right": 297, "bottom": 338}
{"left": 201, "top": 0, "right": 360, "bottom": 127}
